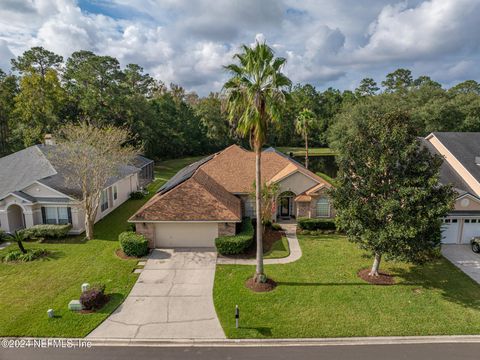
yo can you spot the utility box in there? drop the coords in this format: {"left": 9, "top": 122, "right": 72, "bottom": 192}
{"left": 68, "top": 300, "right": 83, "bottom": 311}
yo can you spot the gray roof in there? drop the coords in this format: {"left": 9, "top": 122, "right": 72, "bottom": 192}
{"left": 433, "top": 132, "right": 480, "bottom": 186}
{"left": 0, "top": 145, "right": 150, "bottom": 200}
{"left": 421, "top": 137, "right": 477, "bottom": 196}
{"left": 0, "top": 146, "right": 57, "bottom": 200}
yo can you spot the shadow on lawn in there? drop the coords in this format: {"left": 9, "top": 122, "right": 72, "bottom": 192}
{"left": 391, "top": 259, "right": 480, "bottom": 310}
{"left": 277, "top": 281, "right": 372, "bottom": 287}
{"left": 239, "top": 326, "right": 272, "bottom": 336}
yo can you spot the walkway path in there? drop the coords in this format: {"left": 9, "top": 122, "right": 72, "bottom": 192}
{"left": 216, "top": 223, "right": 302, "bottom": 265}
{"left": 88, "top": 249, "right": 225, "bottom": 340}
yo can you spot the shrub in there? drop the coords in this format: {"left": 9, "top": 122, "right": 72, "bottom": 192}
{"left": 129, "top": 191, "right": 144, "bottom": 200}
{"left": 119, "top": 231, "right": 149, "bottom": 257}
{"left": 215, "top": 218, "right": 254, "bottom": 255}
{"left": 0, "top": 229, "right": 6, "bottom": 243}
{"left": 297, "top": 217, "right": 336, "bottom": 231}
{"left": 2, "top": 248, "right": 49, "bottom": 262}
{"left": 21, "top": 224, "right": 72, "bottom": 240}
{"left": 80, "top": 283, "right": 107, "bottom": 310}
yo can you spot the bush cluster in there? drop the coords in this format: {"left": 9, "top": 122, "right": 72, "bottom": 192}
{"left": 21, "top": 224, "right": 72, "bottom": 240}
{"left": 1, "top": 248, "right": 48, "bottom": 262}
{"left": 129, "top": 191, "right": 145, "bottom": 200}
{"left": 297, "top": 217, "right": 336, "bottom": 231}
{"left": 0, "top": 229, "right": 6, "bottom": 243}
{"left": 215, "top": 218, "right": 254, "bottom": 255}
{"left": 80, "top": 284, "right": 107, "bottom": 310}
{"left": 119, "top": 231, "right": 149, "bottom": 257}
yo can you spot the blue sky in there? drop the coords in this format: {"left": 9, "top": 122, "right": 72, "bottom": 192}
{"left": 1, "top": 0, "right": 480, "bottom": 94}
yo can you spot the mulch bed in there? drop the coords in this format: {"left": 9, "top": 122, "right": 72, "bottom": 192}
{"left": 228, "top": 228, "right": 284, "bottom": 259}
{"left": 245, "top": 277, "right": 277, "bottom": 292}
{"left": 358, "top": 268, "right": 395, "bottom": 285}
{"left": 115, "top": 249, "right": 140, "bottom": 260}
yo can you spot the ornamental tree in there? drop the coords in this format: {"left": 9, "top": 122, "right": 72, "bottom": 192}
{"left": 330, "top": 99, "right": 456, "bottom": 276}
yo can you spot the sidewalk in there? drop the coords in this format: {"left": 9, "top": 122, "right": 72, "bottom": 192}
{"left": 216, "top": 223, "right": 302, "bottom": 265}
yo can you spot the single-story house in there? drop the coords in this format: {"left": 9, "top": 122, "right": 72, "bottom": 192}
{"left": 0, "top": 144, "right": 153, "bottom": 235}
{"left": 129, "top": 145, "right": 334, "bottom": 248}
{"left": 423, "top": 132, "right": 480, "bottom": 244}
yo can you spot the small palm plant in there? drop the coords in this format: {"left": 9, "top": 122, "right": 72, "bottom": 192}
{"left": 8, "top": 230, "right": 27, "bottom": 254}
{"left": 295, "top": 108, "right": 316, "bottom": 169}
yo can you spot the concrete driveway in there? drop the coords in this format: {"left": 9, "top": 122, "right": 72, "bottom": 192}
{"left": 442, "top": 244, "right": 480, "bottom": 284}
{"left": 88, "top": 249, "right": 225, "bottom": 339}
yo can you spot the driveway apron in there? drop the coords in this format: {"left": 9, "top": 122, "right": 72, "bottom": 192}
{"left": 88, "top": 249, "right": 225, "bottom": 339}
{"left": 442, "top": 244, "right": 480, "bottom": 284}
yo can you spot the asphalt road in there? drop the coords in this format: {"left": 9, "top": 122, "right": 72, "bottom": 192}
{"left": 2, "top": 343, "right": 480, "bottom": 360}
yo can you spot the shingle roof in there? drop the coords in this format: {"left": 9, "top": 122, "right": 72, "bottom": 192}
{"left": 0, "top": 146, "right": 57, "bottom": 200}
{"left": 130, "top": 169, "right": 241, "bottom": 222}
{"left": 0, "top": 145, "right": 149, "bottom": 200}
{"left": 433, "top": 132, "right": 480, "bottom": 186}
{"left": 422, "top": 136, "right": 477, "bottom": 195}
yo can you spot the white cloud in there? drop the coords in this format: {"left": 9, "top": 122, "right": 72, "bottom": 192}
{"left": 0, "top": 0, "right": 479, "bottom": 93}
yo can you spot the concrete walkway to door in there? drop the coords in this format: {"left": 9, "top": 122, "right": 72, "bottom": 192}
{"left": 216, "top": 222, "right": 302, "bottom": 265}
{"left": 442, "top": 244, "right": 480, "bottom": 284}
{"left": 88, "top": 249, "right": 225, "bottom": 340}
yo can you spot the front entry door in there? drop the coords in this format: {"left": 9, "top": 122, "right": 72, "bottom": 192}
{"left": 280, "top": 197, "right": 290, "bottom": 217}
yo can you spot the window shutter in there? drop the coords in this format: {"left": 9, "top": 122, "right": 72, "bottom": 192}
{"left": 41, "top": 207, "right": 46, "bottom": 224}
{"left": 67, "top": 207, "right": 72, "bottom": 224}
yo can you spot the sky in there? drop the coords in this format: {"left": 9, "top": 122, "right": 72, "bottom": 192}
{"left": 1, "top": 0, "right": 480, "bottom": 94}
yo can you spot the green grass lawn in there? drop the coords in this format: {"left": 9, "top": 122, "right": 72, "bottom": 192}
{"left": 214, "top": 234, "right": 480, "bottom": 338}
{"left": 0, "top": 156, "right": 198, "bottom": 337}
{"left": 276, "top": 147, "right": 337, "bottom": 157}
{"left": 264, "top": 236, "right": 290, "bottom": 259}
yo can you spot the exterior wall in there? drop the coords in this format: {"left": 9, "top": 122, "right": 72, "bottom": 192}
{"left": 454, "top": 195, "right": 480, "bottom": 211}
{"left": 23, "top": 182, "right": 66, "bottom": 198}
{"left": 239, "top": 194, "right": 255, "bottom": 218}
{"left": 136, "top": 222, "right": 156, "bottom": 248}
{"left": 296, "top": 201, "right": 310, "bottom": 218}
{"left": 0, "top": 195, "right": 34, "bottom": 232}
{"left": 218, "top": 222, "right": 236, "bottom": 236}
{"left": 277, "top": 171, "right": 318, "bottom": 195}
{"left": 295, "top": 192, "right": 335, "bottom": 219}
{"left": 95, "top": 174, "right": 139, "bottom": 222}
{"left": 428, "top": 135, "right": 480, "bottom": 196}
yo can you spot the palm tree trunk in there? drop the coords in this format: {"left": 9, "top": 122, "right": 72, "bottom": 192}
{"left": 305, "top": 133, "right": 309, "bottom": 169}
{"left": 254, "top": 146, "right": 265, "bottom": 283}
{"left": 369, "top": 253, "right": 382, "bottom": 276}
{"left": 17, "top": 240, "right": 27, "bottom": 254}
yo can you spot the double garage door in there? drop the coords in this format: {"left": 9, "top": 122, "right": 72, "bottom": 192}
{"left": 441, "top": 218, "right": 480, "bottom": 244}
{"left": 154, "top": 222, "right": 218, "bottom": 248}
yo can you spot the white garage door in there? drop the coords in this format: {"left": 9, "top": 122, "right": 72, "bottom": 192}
{"left": 461, "top": 218, "right": 480, "bottom": 244}
{"left": 441, "top": 218, "right": 459, "bottom": 244}
{"left": 154, "top": 222, "right": 218, "bottom": 248}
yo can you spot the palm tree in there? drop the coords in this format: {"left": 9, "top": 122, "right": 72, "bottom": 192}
{"left": 295, "top": 108, "right": 315, "bottom": 169}
{"left": 8, "top": 231, "right": 27, "bottom": 254}
{"left": 223, "top": 41, "right": 291, "bottom": 283}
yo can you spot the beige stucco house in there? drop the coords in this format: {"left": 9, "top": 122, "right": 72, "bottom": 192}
{"left": 424, "top": 132, "right": 480, "bottom": 244}
{"left": 130, "top": 145, "right": 334, "bottom": 248}
{"left": 0, "top": 145, "right": 153, "bottom": 235}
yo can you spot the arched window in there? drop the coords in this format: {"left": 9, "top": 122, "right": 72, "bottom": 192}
{"left": 316, "top": 196, "right": 330, "bottom": 217}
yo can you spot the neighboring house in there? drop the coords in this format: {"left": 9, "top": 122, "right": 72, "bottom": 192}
{"left": 0, "top": 145, "right": 153, "bottom": 235}
{"left": 130, "top": 145, "right": 333, "bottom": 248}
{"left": 424, "top": 132, "right": 480, "bottom": 244}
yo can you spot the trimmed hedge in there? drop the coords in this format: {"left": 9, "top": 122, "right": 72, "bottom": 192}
{"left": 215, "top": 218, "right": 254, "bottom": 255}
{"left": 298, "top": 217, "right": 336, "bottom": 231}
{"left": 21, "top": 224, "right": 72, "bottom": 240}
{"left": 119, "top": 231, "right": 149, "bottom": 257}
{"left": 129, "top": 191, "right": 145, "bottom": 200}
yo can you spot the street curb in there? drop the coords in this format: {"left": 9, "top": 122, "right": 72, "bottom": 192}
{"left": 5, "top": 336, "right": 479, "bottom": 347}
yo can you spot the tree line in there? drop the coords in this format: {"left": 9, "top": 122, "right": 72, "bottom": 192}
{"left": 1, "top": 47, "right": 480, "bottom": 159}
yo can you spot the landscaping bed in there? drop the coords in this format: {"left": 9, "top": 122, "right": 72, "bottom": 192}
{"left": 214, "top": 234, "right": 480, "bottom": 338}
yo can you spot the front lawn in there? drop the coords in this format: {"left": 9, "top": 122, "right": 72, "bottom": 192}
{"left": 214, "top": 234, "right": 480, "bottom": 338}
{"left": 0, "top": 156, "right": 199, "bottom": 337}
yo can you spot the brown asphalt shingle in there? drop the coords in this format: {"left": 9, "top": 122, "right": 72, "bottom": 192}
{"left": 130, "top": 169, "right": 241, "bottom": 222}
